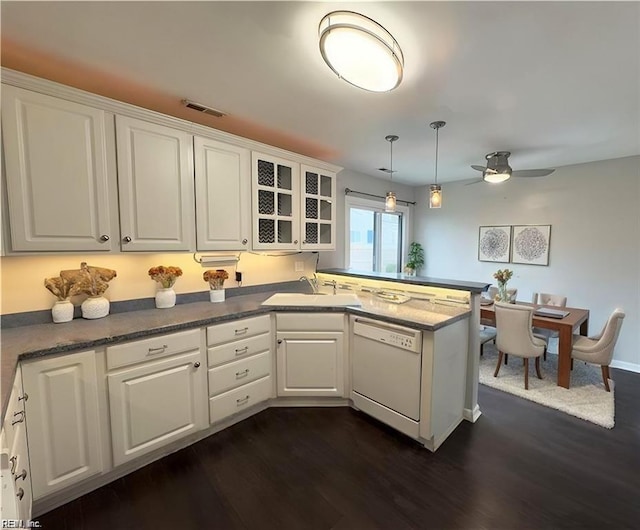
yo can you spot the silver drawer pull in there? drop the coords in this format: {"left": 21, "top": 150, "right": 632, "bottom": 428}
{"left": 18, "top": 393, "right": 29, "bottom": 402}
{"left": 9, "top": 456, "right": 17, "bottom": 474}
{"left": 15, "top": 469, "right": 27, "bottom": 482}
{"left": 235, "top": 369, "right": 250, "bottom": 379}
{"left": 235, "top": 346, "right": 249, "bottom": 356}
{"left": 147, "top": 345, "right": 168, "bottom": 355}
{"left": 16, "top": 487, "right": 24, "bottom": 500}
{"left": 234, "top": 327, "right": 249, "bottom": 335}
{"left": 12, "top": 411, "right": 25, "bottom": 425}
{"left": 236, "top": 395, "right": 250, "bottom": 406}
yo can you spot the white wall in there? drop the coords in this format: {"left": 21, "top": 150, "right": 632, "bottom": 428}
{"left": 413, "top": 155, "right": 640, "bottom": 370}
{"left": 318, "top": 168, "right": 416, "bottom": 269}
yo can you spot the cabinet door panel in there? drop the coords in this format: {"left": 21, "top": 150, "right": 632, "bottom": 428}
{"left": 2, "top": 85, "right": 114, "bottom": 251}
{"left": 108, "top": 351, "right": 205, "bottom": 466}
{"left": 116, "top": 116, "right": 194, "bottom": 251}
{"left": 194, "top": 137, "right": 250, "bottom": 250}
{"left": 300, "top": 165, "right": 336, "bottom": 251}
{"left": 22, "top": 350, "right": 103, "bottom": 499}
{"left": 276, "top": 332, "right": 344, "bottom": 397}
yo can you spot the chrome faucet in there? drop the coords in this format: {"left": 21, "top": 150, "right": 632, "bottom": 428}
{"left": 323, "top": 279, "right": 338, "bottom": 295}
{"left": 299, "top": 274, "right": 319, "bottom": 293}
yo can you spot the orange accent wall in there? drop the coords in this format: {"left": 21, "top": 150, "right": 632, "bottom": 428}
{"left": 1, "top": 38, "right": 339, "bottom": 162}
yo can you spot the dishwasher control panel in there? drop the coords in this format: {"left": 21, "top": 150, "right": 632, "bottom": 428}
{"left": 352, "top": 318, "right": 422, "bottom": 353}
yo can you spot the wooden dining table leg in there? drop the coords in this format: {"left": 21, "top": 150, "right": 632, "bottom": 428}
{"left": 557, "top": 327, "right": 573, "bottom": 389}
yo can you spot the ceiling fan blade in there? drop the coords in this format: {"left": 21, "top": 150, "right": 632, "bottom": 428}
{"left": 471, "top": 165, "right": 486, "bottom": 172}
{"left": 512, "top": 168, "right": 555, "bottom": 178}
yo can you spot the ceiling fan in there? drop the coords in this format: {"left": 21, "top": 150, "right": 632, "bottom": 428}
{"left": 469, "top": 151, "right": 555, "bottom": 184}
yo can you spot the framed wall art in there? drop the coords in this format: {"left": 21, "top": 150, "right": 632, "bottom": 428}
{"left": 478, "top": 225, "right": 511, "bottom": 263}
{"left": 511, "top": 224, "right": 551, "bottom": 266}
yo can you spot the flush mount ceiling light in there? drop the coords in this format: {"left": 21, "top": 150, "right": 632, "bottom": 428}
{"left": 483, "top": 152, "right": 512, "bottom": 183}
{"left": 384, "top": 134, "right": 399, "bottom": 212}
{"left": 429, "top": 121, "right": 445, "bottom": 209}
{"left": 318, "top": 11, "right": 404, "bottom": 92}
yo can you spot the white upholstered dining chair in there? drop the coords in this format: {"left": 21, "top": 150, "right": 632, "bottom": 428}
{"left": 571, "top": 308, "right": 625, "bottom": 392}
{"left": 532, "top": 292, "right": 568, "bottom": 360}
{"left": 494, "top": 302, "right": 546, "bottom": 389}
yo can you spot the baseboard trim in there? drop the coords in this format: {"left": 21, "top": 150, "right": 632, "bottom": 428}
{"left": 463, "top": 405, "right": 482, "bottom": 423}
{"left": 611, "top": 360, "right": 640, "bottom": 373}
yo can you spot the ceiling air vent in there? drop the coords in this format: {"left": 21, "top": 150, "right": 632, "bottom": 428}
{"left": 181, "top": 99, "right": 226, "bottom": 118}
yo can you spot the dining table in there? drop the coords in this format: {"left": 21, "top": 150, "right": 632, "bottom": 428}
{"left": 480, "top": 301, "right": 590, "bottom": 389}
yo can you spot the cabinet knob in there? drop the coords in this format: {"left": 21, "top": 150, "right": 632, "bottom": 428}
{"left": 18, "top": 393, "right": 28, "bottom": 402}
{"left": 14, "top": 469, "right": 27, "bottom": 482}
{"left": 303, "top": 240, "right": 307, "bottom": 245}
{"left": 277, "top": 339, "right": 283, "bottom": 345}
{"left": 16, "top": 488, "right": 24, "bottom": 501}
{"left": 193, "top": 362, "right": 201, "bottom": 369}
{"left": 9, "top": 456, "right": 17, "bottom": 474}
{"left": 242, "top": 239, "right": 248, "bottom": 245}
{"left": 294, "top": 240, "right": 298, "bottom": 245}
{"left": 123, "top": 236, "right": 132, "bottom": 243}
{"left": 100, "top": 234, "right": 110, "bottom": 242}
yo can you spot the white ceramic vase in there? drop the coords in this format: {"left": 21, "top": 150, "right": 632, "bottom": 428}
{"left": 52, "top": 299, "right": 74, "bottom": 323}
{"left": 155, "top": 287, "right": 176, "bottom": 309}
{"left": 209, "top": 289, "right": 225, "bottom": 303}
{"left": 81, "top": 295, "right": 110, "bottom": 319}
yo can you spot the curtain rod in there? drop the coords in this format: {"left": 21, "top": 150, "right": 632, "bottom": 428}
{"left": 344, "top": 187, "right": 416, "bottom": 206}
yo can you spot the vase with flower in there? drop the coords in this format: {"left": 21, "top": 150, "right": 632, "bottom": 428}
{"left": 493, "top": 268, "right": 514, "bottom": 303}
{"left": 44, "top": 276, "right": 75, "bottom": 323}
{"left": 203, "top": 269, "right": 229, "bottom": 303}
{"left": 60, "top": 262, "right": 117, "bottom": 319}
{"left": 148, "top": 266, "right": 183, "bottom": 308}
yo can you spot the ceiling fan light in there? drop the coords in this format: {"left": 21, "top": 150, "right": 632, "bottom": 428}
{"left": 319, "top": 11, "right": 404, "bottom": 92}
{"left": 483, "top": 170, "right": 511, "bottom": 183}
{"left": 429, "top": 184, "right": 442, "bottom": 209}
{"left": 385, "top": 191, "right": 397, "bottom": 212}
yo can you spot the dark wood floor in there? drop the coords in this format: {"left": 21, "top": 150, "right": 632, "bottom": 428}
{"left": 39, "top": 368, "right": 640, "bottom": 530}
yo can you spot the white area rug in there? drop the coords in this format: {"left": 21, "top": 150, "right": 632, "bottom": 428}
{"left": 479, "top": 343, "right": 615, "bottom": 428}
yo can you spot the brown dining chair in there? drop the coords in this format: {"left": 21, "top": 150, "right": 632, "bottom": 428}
{"left": 532, "top": 292, "right": 568, "bottom": 360}
{"left": 571, "top": 308, "right": 625, "bottom": 392}
{"left": 494, "top": 302, "right": 546, "bottom": 389}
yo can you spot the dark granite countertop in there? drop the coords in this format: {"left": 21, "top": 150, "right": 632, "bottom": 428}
{"left": 1, "top": 289, "right": 470, "bottom": 421}
{"left": 319, "top": 268, "right": 490, "bottom": 294}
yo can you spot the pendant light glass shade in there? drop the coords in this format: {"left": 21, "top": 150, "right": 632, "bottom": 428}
{"left": 429, "top": 185, "right": 442, "bottom": 209}
{"left": 385, "top": 191, "right": 397, "bottom": 212}
{"left": 319, "top": 11, "right": 404, "bottom": 92}
{"left": 384, "top": 134, "right": 399, "bottom": 212}
{"left": 429, "top": 121, "right": 446, "bottom": 209}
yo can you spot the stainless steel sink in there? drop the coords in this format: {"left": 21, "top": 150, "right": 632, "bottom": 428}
{"left": 261, "top": 292, "right": 362, "bottom": 307}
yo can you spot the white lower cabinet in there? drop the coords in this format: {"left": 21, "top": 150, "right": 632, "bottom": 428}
{"left": 22, "top": 350, "right": 104, "bottom": 500}
{"left": 206, "top": 315, "right": 273, "bottom": 424}
{"left": 107, "top": 330, "right": 206, "bottom": 466}
{"left": 1, "top": 365, "right": 32, "bottom": 521}
{"left": 276, "top": 313, "right": 346, "bottom": 398}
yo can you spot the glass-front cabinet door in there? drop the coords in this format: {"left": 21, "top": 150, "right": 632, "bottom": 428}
{"left": 301, "top": 165, "right": 336, "bottom": 251}
{"left": 252, "top": 152, "right": 300, "bottom": 250}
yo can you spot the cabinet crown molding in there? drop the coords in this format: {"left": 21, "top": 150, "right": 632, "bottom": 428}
{"left": 1, "top": 68, "right": 342, "bottom": 174}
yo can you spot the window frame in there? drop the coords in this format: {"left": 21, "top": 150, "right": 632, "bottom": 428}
{"left": 344, "top": 195, "right": 411, "bottom": 272}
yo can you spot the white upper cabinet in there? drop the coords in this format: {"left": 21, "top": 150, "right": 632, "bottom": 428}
{"left": 252, "top": 152, "right": 301, "bottom": 250}
{"left": 300, "top": 165, "right": 336, "bottom": 251}
{"left": 194, "top": 137, "right": 251, "bottom": 251}
{"left": 116, "top": 116, "right": 195, "bottom": 251}
{"left": 1, "top": 85, "right": 116, "bottom": 252}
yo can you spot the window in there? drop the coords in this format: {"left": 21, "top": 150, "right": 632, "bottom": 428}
{"left": 345, "top": 196, "right": 409, "bottom": 273}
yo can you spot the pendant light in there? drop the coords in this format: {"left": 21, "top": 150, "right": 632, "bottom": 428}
{"left": 384, "top": 135, "right": 399, "bottom": 212}
{"left": 429, "top": 121, "right": 446, "bottom": 209}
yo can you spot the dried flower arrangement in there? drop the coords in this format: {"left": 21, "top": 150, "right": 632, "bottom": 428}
{"left": 44, "top": 276, "right": 73, "bottom": 301}
{"left": 148, "top": 266, "right": 183, "bottom": 289}
{"left": 493, "top": 268, "right": 513, "bottom": 286}
{"left": 203, "top": 269, "right": 229, "bottom": 290}
{"left": 60, "top": 262, "right": 117, "bottom": 297}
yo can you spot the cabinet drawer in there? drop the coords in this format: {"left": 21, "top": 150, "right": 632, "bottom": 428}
{"left": 207, "top": 315, "right": 270, "bottom": 346}
{"left": 209, "top": 376, "right": 271, "bottom": 425}
{"left": 277, "top": 313, "right": 344, "bottom": 332}
{"left": 208, "top": 351, "right": 271, "bottom": 396}
{"left": 107, "top": 329, "right": 201, "bottom": 370}
{"left": 207, "top": 333, "right": 271, "bottom": 367}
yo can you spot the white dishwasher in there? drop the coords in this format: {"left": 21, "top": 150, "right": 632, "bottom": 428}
{"left": 351, "top": 316, "right": 423, "bottom": 439}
